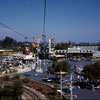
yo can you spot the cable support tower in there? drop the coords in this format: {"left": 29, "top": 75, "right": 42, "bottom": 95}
{"left": 42, "top": 0, "right": 47, "bottom": 43}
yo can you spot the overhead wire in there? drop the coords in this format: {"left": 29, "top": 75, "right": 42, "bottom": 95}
{"left": 0, "top": 22, "right": 27, "bottom": 38}
{"left": 15, "top": 0, "right": 37, "bottom": 41}
{"left": 21, "top": 0, "right": 36, "bottom": 35}
{"left": 27, "top": 0, "right": 43, "bottom": 38}
{"left": 17, "top": 0, "right": 33, "bottom": 34}
{"left": 20, "top": 0, "right": 39, "bottom": 39}
{"left": 0, "top": 0, "right": 47, "bottom": 41}
{"left": 16, "top": 0, "right": 30, "bottom": 28}
{"left": 28, "top": 0, "right": 36, "bottom": 31}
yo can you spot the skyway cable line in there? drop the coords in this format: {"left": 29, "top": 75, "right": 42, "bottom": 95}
{"left": 0, "top": 22, "right": 27, "bottom": 38}
{"left": 16, "top": 0, "right": 31, "bottom": 32}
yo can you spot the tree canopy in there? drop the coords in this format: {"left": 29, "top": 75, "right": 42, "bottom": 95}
{"left": 48, "top": 60, "right": 71, "bottom": 74}
{"left": 1, "top": 36, "right": 17, "bottom": 48}
{"left": 0, "top": 80, "right": 23, "bottom": 100}
{"left": 83, "top": 62, "right": 100, "bottom": 80}
{"left": 55, "top": 42, "right": 72, "bottom": 50}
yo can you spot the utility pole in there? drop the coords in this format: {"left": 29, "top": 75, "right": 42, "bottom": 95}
{"left": 60, "top": 72, "right": 62, "bottom": 100}
{"left": 55, "top": 71, "right": 68, "bottom": 100}
{"left": 70, "top": 73, "right": 77, "bottom": 100}
{"left": 70, "top": 73, "right": 73, "bottom": 100}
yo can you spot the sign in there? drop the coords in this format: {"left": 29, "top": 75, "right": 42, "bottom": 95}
{"left": 55, "top": 72, "right": 68, "bottom": 75}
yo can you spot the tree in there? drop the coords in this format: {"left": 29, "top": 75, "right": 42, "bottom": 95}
{"left": 55, "top": 42, "right": 71, "bottom": 50}
{"left": 83, "top": 62, "right": 100, "bottom": 80}
{"left": 1, "top": 36, "right": 17, "bottom": 48}
{"left": 48, "top": 60, "right": 71, "bottom": 74}
{"left": 11, "top": 80, "right": 23, "bottom": 100}
{"left": 0, "top": 80, "right": 23, "bottom": 100}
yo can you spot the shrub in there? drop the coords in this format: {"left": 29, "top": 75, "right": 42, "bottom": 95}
{"left": 50, "top": 96, "right": 56, "bottom": 100}
{"left": 3, "top": 75, "right": 9, "bottom": 81}
{"left": 22, "top": 77, "right": 30, "bottom": 83}
{"left": 53, "top": 83, "right": 60, "bottom": 89}
{"left": 13, "top": 75, "right": 20, "bottom": 80}
{"left": 11, "top": 80, "right": 23, "bottom": 100}
{"left": 37, "top": 87, "right": 43, "bottom": 91}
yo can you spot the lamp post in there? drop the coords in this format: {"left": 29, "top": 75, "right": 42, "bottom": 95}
{"left": 60, "top": 71, "right": 62, "bottom": 100}
{"left": 55, "top": 71, "right": 68, "bottom": 100}
{"left": 70, "top": 73, "right": 73, "bottom": 100}
{"left": 70, "top": 73, "right": 77, "bottom": 100}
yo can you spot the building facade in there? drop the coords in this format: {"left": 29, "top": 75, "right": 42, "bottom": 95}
{"left": 55, "top": 46, "right": 99, "bottom": 59}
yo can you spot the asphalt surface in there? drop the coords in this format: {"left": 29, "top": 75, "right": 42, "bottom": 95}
{"left": 73, "top": 88, "right": 100, "bottom": 100}
{"left": 11, "top": 60, "right": 100, "bottom": 100}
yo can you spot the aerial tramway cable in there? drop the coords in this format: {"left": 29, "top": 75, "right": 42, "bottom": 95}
{"left": 0, "top": 0, "right": 47, "bottom": 41}
{"left": 0, "top": 22, "right": 27, "bottom": 38}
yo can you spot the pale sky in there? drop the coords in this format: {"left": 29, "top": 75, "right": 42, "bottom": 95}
{"left": 0, "top": 0, "right": 100, "bottom": 43}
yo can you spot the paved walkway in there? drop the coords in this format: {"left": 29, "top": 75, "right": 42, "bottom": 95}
{"left": 22, "top": 86, "right": 48, "bottom": 100}
{"left": 73, "top": 88, "right": 100, "bottom": 100}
